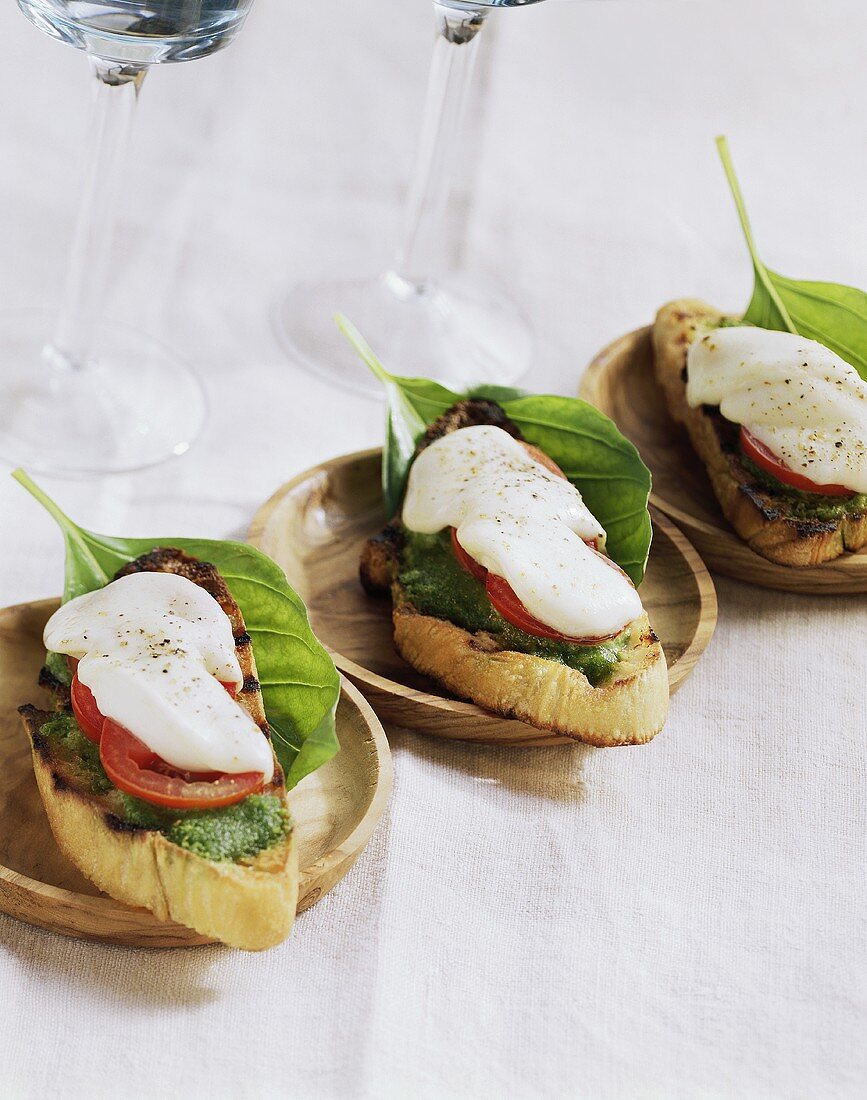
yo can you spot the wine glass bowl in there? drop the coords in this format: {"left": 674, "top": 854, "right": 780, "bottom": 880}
{"left": 17, "top": 0, "right": 255, "bottom": 64}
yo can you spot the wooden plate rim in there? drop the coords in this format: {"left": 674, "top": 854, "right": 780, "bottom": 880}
{"left": 0, "top": 596, "right": 393, "bottom": 947}
{"left": 248, "top": 448, "right": 718, "bottom": 713}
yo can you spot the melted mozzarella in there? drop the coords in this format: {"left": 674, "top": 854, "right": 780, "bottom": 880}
{"left": 687, "top": 326, "right": 867, "bottom": 492}
{"left": 44, "top": 572, "right": 273, "bottom": 781}
{"left": 402, "top": 425, "right": 642, "bottom": 638}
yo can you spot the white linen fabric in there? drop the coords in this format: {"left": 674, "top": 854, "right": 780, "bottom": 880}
{"left": 0, "top": 1, "right": 865, "bottom": 1097}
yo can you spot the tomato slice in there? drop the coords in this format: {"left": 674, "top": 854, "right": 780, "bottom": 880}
{"left": 485, "top": 573, "right": 621, "bottom": 646}
{"left": 740, "top": 427, "right": 853, "bottom": 498}
{"left": 450, "top": 527, "right": 488, "bottom": 583}
{"left": 70, "top": 673, "right": 106, "bottom": 745}
{"left": 451, "top": 527, "right": 620, "bottom": 642}
{"left": 99, "top": 719, "right": 264, "bottom": 810}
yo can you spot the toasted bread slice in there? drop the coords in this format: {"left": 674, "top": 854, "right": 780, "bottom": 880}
{"left": 653, "top": 299, "right": 867, "bottom": 566}
{"left": 361, "top": 402, "right": 669, "bottom": 745}
{"left": 19, "top": 549, "right": 298, "bottom": 951}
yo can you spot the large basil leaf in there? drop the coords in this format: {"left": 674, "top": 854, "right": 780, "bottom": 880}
{"left": 12, "top": 470, "right": 340, "bottom": 789}
{"left": 336, "top": 318, "right": 653, "bottom": 585}
{"left": 718, "top": 135, "right": 867, "bottom": 380}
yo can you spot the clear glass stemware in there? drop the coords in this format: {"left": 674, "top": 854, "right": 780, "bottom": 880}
{"left": 274, "top": 0, "right": 547, "bottom": 398}
{"left": 0, "top": 1, "right": 256, "bottom": 476}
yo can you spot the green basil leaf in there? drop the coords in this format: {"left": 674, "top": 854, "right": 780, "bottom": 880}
{"left": 336, "top": 316, "right": 444, "bottom": 514}
{"left": 466, "top": 384, "right": 529, "bottom": 403}
{"left": 336, "top": 317, "right": 653, "bottom": 584}
{"left": 12, "top": 469, "right": 340, "bottom": 788}
{"left": 759, "top": 274, "right": 867, "bottom": 381}
{"left": 717, "top": 135, "right": 867, "bottom": 380}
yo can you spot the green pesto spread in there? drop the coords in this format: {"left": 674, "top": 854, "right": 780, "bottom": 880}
{"left": 740, "top": 455, "right": 867, "bottom": 521}
{"left": 40, "top": 711, "right": 112, "bottom": 794}
{"left": 398, "top": 531, "right": 629, "bottom": 687}
{"left": 38, "top": 711, "right": 289, "bottom": 863}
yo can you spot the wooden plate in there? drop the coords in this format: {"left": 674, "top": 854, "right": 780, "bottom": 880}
{"left": 0, "top": 599, "right": 392, "bottom": 948}
{"left": 580, "top": 326, "right": 867, "bottom": 593}
{"left": 248, "top": 449, "right": 717, "bottom": 745}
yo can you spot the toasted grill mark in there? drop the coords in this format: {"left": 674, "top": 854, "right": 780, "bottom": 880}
{"left": 104, "top": 812, "right": 150, "bottom": 834}
{"left": 234, "top": 631, "right": 251, "bottom": 647}
{"left": 794, "top": 517, "right": 838, "bottom": 538}
{"left": 20, "top": 706, "right": 52, "bottom": 757}
{"left": 740, "top": 483, "right": 783, "bottom": 522}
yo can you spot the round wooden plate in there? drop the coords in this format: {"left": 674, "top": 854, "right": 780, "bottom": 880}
{"left": 580, "top": 326, "right": 867, "bottom": 593}
{"left": 248, "top": 449, "right": 717, "bottom": 746}
{"left": 0, "top": 599, "right": 392, "bottom": 948}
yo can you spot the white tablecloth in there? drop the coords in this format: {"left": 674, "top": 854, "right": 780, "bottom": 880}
{"left": 1, "top": 2, "right": 865, "bottom": 1097}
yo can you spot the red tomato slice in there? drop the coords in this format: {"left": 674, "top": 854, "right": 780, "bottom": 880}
{"left": 99, "top": 719, "right": 264, "bottom": 810}
{"left": 451, "top": 527, "right": 621, "bottom": 642}
{"left": 740, "top": 427, "right": 853, "bottom": 498}
{"left": 485, "top": 573, "right": 621, "bottom": 646}
{"left": 70, "top": 673, "right": 106, "bottom": 745}
{"left": 450, "top": 527, "right": 488, "bottom": 583}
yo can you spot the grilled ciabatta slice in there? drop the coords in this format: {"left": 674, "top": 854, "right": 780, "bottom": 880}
{"left": 361, "top": 402, "right": 668, "bottom": 746}
{"left": 653, "top": 299, "right": 867, "bottom": 566}
{"left": 19, "top": 549, "right": 298, "bottom": 951}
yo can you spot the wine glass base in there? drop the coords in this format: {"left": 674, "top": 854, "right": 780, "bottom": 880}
{"left": 273, "top": 271, "right": 533, "bottom": 398}
{"left": 0, "top": 309, "right": 207, "bottom": 477}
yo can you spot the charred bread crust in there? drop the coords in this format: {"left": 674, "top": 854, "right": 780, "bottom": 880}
{"left": 418, "top": 398, "right": 523, "bottom": 452}
{"left": 360, "top": 523, "right": 405, "bottom": 595}
{"left": 652, "top": 299, "right": 867, "bottom": 566}
{"left": 361, "top": 402, "right": 668, "bottom": 744}
{"left": 19, "top": 548, "right": 298, "bottom": 950}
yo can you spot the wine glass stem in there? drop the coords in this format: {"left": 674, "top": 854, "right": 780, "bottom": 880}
{"left": 389, "top": 2, "right": 488, "bottom": 292}
{"left": 49, "top": 58, "right": 146, "bottom": 371}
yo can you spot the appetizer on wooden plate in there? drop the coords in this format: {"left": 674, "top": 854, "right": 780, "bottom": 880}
{"left": 250, "top": 325, "right": 718, "bottom": 747}
{"left": 2, "top": 472, "right": 390, "bottom": 951}
{"left": 582, "top": 138, "right": 867, "bottom": 593}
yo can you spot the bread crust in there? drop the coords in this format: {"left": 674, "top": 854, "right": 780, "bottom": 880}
{"left": 20, "top": 549, "right": 298, "bottom": 950}
{"left": 391, "top": 594, "right": 668, "bottom": 746}
{"left": 652, "top": 299, "right": 867, "bottom": 566}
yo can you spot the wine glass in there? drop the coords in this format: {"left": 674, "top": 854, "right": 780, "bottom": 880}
{"left": 0, "top": 1, "right": 257, "bottom": 476}
{"left": 274, "top": 0, "right": 547, "bottom": 397}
